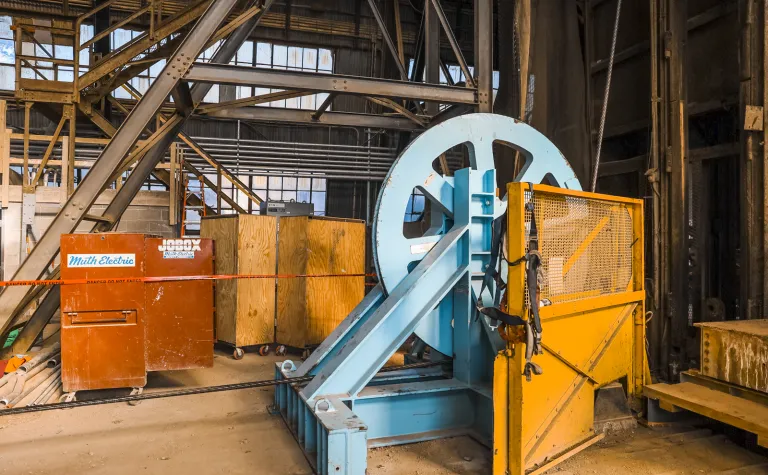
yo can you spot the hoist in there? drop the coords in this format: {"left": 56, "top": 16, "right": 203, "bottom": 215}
{"left": 273, "top": 113, "right": 646, "bottom": 475}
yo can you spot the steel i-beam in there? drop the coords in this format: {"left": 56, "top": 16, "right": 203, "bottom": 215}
{"left": 0, "top": 0, "right": 240, "bottom": 333}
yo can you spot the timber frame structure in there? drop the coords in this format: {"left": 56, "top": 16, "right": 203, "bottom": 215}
{"left": 0, "top": 0, "right": 495, "bottom": 357}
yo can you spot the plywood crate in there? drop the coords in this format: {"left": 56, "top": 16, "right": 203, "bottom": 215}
{"left": 200, "top": 214, "right": 276, "bottom": 348}
{"left": 277, "top": 216, "right": 365, "bottom": 348}
{"left": 201, "top": 214, "right": 365, "bottom": 350}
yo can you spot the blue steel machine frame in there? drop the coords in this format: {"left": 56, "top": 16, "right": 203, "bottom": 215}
{"left": 274, "top": 114, "right": 581, "bottom": 474}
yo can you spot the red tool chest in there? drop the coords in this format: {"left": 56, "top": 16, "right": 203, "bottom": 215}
{"left": 60, "top": 234, "right": 214, "bottom": 392}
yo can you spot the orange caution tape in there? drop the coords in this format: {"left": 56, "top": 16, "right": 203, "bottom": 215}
{"left": 0, "top": 273, "right": 379, "bottom": 287}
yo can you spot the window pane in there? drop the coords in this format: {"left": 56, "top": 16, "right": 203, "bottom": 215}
{"left": 112, "top": 29, "right": 132, "bottom": 49}
{"left": 413, "top": 195, "right": 425, "bottom": 213}
{"left": 0, "top": 64, "right": 14, "bottom": 90}
{"left": 312, "top": 178, "right": 326, "bottom": 191}
{"left": 268, "top": 176, "right": 282, "bottom": 189}
{"left": 253, "top": 175, "right": 267, "bottom": 188}
{"left": 237, "top": 40, "right": 253, "bottom": 65}
{"left": 282, "top": 190, "right": 297, "bottom": 202}
{"left": 35, "top": 43, "right": 52, "bottom": 59}
{"left": 203, "top": 84, "right": 219, "bottom": 103}
{"left": 256, "top": 42, "right": 271, "bottom": 66}
{"left": 318, "top": 49, "right": 333, "bottom": 72}
{"left": 268, "top": 190, "right": 281, "bottom": 200}
{"left": 303, "top": 48, "right": 317, "bottom": 70}
{"left": 313, "top": 192, "right": 326, "bottom": 215}
{"left": 0, "top": 39, "right": 14, "bottom": 64}
{"left": 54, "top": 45, "right": 73, "bottom": 60}
{"left": 79, "top": 48, "right": 90, "bottom": 69}
{"left": 298, "top": 191, "right": 310, "bottom": 203}
{"left": 285, "top": 95, "right": 300, "bottom": 109}
{"left": 149, "top": 59, "right": 165, "bottom": 78}
{"left": 283, "top": 177, "right": 297, "bottom": 189}
{"left": 58, "top": 67, "right": 74, "bottom": 82}
{"left": 311, "top": 192, "right": 326, "bottom": 207}
{"left": 301, "top": 94, "right": 316, "bottom": 110}
{"left": 236, "top": 86, "right": 251, "bottom": 99}
{"left": 0, "top": 17, "right": 12, "bottom": 40}
{"left": 314, "top": 92, "right": 330, "bottom": 111}
{"left": 298, "top": 177, "right": 311, "bottom": 190}
{"left": 287, "top": 46, "right": 301, "bottom": 69}
{"left": 80, "top": 24, "right": 94, "bottom": 44}
{"left": 113, "top": 86, "right": 130, "bottom": 99}
{"left": 273, "top": 45, "right": 287, "bottom": 67}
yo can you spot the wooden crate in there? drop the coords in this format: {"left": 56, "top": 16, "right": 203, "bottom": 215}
{"left": 201, "top": 214, "right": 276, "bottom": 348}
{"left": 277, "top": 216, "right": 365, "bottom": 348}
{"left": 202, "top": 214, "right": 365, "bottom": 350}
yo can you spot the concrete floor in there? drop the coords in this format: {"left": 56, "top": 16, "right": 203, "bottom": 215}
{"left": 0, "top": 349, "right": 767, "bottom": 475}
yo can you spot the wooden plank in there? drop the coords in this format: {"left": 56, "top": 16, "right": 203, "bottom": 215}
{"left": 304, "top": 217, "right": 365, "bottom": 347}
{"left": 236, "top": 214, "right": 276, "bottom": 347}
{"left": 200, "top": 216, "right": 238, "bottom": 345}
{"left": 528, "top": 432, "right": 605, "bottom": 475}
{"left": 276, "top": 216, "right": 308, "bottom": 348}
{"left": 644, "top": 382, "right": 768, "bottom": 440}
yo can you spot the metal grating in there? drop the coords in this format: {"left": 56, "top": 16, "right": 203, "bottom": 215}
{"left": 524, "top": 190, "right": 634, "bottom": 306}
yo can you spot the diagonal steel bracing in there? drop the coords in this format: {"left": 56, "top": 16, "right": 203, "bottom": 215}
{"left": 0, "top": 0, "right": 268, "bottom": 335}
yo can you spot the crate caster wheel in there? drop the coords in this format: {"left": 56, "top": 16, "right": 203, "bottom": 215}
{"left": 233, "top": 348, "right": 245, "bottom": 360}
{"left": 275, "top": 345, "right": 287, "bottom": 357}
{"left": 302, "top": 348, "right": 311, "bottom": 360}
{"left": 258, "top": 345, "right": 270, "bottom": 356}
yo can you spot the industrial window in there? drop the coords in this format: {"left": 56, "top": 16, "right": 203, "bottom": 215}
{"left": 249, "top": 42, "right": 333, "bottom": 110}
{"left": 0, "top": 17, "right": 92, "bottom": 90}
{"left": 405, "top": 189, "right": 425, "bottom": 222}
{"left": 198, "top": 173, "right": 326, "bottom": 216}
{"left": 407, "top": 60, "right": 500, "bottom": 103}
{"left": 255, "top": 174, "right": 327, "bottom": 216}
{"left": 110, "top": 28, "right": 174, "bottom": 100}
{"left": 0, "top": 17, "right": 13, "bottom": 90}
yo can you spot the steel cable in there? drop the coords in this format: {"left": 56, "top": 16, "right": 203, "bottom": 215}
{"left": 0, "top": 360, "right": 449, "bottom": 417}
{"left": 590, "top": 0, "right": 623, "bottom": 192}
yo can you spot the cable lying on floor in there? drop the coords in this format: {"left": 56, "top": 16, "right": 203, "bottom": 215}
{"left": 0, "top": 360, "right": 450, "bottom": 417}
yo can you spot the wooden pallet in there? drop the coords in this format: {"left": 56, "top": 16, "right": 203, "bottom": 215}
{"left": 644, "top": 381, "right": 768, "bottom": 447}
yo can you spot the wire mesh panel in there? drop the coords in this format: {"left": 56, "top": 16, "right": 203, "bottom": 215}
{"left": 523, "top": 190, "right": 634, "bottom": 305}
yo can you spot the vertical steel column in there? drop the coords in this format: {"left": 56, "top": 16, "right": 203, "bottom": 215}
{"left": 666, "top": 0, "right": 688, "bottom": 377}
{"left": 648, "top": 0, "right": 663, "bottom": 375}
{"left": 425, "top": 0, "right": 440, "bottom": 115}
{"left": 740, "top": 0, "right": 765, "bottom": 322}
{"left": 475, "top": 0, "right": 493, "bottom": 113}
{"left": 763, "top": 0, "right": 768, "bottom": 317}
{"left": 0, "top": 0, "right": 240, "bottom": 334}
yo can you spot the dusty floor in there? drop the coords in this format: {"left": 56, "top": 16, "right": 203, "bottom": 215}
{"left": 0, "top": 349, "right": 767, "bottom": 475}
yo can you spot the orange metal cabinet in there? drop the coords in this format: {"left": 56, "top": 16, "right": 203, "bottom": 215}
{"left": 144, "top": 238, "right": 214, "bottom": 371}
{"left": 60, "top": 233, "right": 147, "bottom": 392}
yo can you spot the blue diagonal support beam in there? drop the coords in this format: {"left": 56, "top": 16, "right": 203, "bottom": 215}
{"left": 301, "top": 225, "right": 470, "bottom": 400}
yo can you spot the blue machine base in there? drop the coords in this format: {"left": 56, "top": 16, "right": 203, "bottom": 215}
{"left": 274, "top": 363, "right": 492, "bottom": 475}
